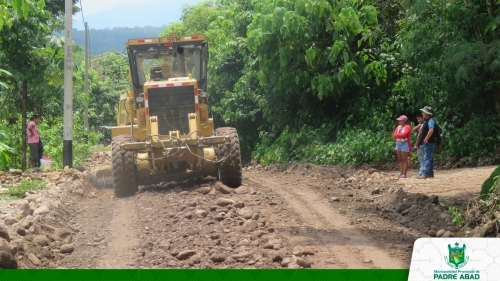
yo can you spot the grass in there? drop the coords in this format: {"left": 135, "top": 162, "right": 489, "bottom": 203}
{"left": 92, "top": 144, "right": 111, "bottom": 153}
{"left": 1, "top": 179, "right": 47, "bottom": 200}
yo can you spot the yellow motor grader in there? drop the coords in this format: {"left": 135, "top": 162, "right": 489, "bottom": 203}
{"left": 110, "top": 33, "right": 242, "bottom": 197}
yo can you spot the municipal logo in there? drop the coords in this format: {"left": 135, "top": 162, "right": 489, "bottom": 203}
{"left": 445, "top": 242, "right": 469, "bottom": 269}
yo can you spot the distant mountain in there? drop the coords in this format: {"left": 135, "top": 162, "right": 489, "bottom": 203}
{"left": 72, "top": 26, "right": 167, "bottom": 55}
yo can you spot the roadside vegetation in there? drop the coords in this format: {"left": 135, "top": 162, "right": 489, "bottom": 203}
{"left": 0, "top": 1, "right": 128, "bottom": 171}
{"left": 158, "top": 0, "right": 500, "bottom": 167}
{"left": 1, "top": 179, "right": 47, "bottom": 200}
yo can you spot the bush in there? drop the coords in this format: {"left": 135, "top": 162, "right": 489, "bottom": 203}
{"left": 253, "top": 125, "right": 396, "bottom": 166}
{"left": 443, "top": 115, "right": 500, "bottom": 160}
{"left": 0, "top": 115, "right": 102, "bottom": 170}
{"left": 0, "top": 127, "right": 14, "bottom": 170}
{"left": 37, "top": 116, "right": 101, "bottom": 169}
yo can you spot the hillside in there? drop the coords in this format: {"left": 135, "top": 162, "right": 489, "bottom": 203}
{"left": 72, "top": 26, "right": 166, "bottom": 55}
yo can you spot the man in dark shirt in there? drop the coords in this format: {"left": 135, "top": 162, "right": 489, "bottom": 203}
{"left": 416, "top": 106, "right": 437, "bottom": 179}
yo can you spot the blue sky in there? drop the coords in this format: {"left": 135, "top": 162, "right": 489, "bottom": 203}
{"left": 74, "top": 0, "right": 202, "bottom": 30}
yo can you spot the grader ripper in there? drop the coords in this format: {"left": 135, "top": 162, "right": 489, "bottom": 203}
{"left": 110, "top": 33, "right": 242, "bottom": 197}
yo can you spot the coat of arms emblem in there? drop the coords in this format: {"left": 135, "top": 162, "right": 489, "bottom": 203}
{"left": 445, "top": 242, "right": 469, "bottom": 269}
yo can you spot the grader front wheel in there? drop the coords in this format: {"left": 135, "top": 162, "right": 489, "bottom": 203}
{"left": 111, "top": 134, "right": 138, "bottom": 197}
{"left": 215, "top": 127, "right": 242, "bottom": 188}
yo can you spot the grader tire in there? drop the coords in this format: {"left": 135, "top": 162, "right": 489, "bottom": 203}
{"left": 215, "top": 127, "right": 242, "bottom": 188}
{"left": 111, "top": 134, "right": 138, "bottom": 197}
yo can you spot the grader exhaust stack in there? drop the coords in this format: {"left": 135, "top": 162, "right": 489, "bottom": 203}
{"left": 109, "top": 33, "right": 242, "bottom": 197}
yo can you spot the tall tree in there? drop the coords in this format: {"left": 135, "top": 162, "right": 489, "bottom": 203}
{"left": 0, "top": 0, "right": 75, "bottom": 170}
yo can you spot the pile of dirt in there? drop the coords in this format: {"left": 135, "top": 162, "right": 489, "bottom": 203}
{"left": 86, "top": 151, "right": 111, "bottom": 167}
{"left": 373, "top": 188, "right": 459, "bottom": 236}
{"left": 0, "top": 167, "right": 95, "bottom": 269}
{"left": 88, "top": 151, "right": 113, "bottom": 189}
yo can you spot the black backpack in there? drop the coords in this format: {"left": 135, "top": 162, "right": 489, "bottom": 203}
{"left": 431, "top": 118, "right": 443, "bottom": 145}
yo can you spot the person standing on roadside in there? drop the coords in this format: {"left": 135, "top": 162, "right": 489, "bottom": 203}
{"left": 35, "top": 136, "right": 43, "bottom": 168}
{"left": 26, "top": 114, "right": 41, "bottom": 169}
{"left": 412, "top": 113, "right": 425, "bottom": 176}
{"left": 416, "top": 106, "right": 437, "bottom": 179}
{"left": 393, "top": 115, "right": 412, "bottom": 178}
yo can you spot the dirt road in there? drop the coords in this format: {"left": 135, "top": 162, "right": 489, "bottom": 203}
{"left": 48, "top": 155, "right": 494, "bottom": 269}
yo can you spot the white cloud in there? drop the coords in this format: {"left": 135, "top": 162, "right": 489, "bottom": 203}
{"left": 79, "top": 0, "right": 160, "bottom": 15}
{"left": 73, "top": 0, "right": 201, "bottom": 29}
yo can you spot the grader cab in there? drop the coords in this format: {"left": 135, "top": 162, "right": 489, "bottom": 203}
{"left": 110, "top": 34, "right": 242, "bottom": 197}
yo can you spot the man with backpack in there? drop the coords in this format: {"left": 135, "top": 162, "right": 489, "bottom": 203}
{"left": 416, "top": 106, "right": 440, "bottom": 179}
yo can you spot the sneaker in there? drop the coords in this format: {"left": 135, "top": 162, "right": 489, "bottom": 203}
{"left": 417, "top": 175, "right": 433, "bottom": 179}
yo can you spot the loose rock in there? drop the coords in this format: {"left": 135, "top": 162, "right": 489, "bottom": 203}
{"left": 9, "top": 169, "right": 22, "bottom": 176}
{"left": 239, "top": 220, "right": 258, "bottom": 232}
{"left": 442, "top": 231, "right": 453, "bottom": 238}
{"left": 439, "top": 212, "right": 451, "bottom": 220}
{"left": 0, "top": 239, "right": 11, "bottom": 253}
{"left": 428, "top": 230, "right": 437, "bottom": 237}
{"left": 194, "top": 209, "right": 208, "bottom": 218}
{"left": 27, "top": 253, "right": 41, "bottom": 266}
{"left": 272, "top": 253, "right": 283, "bottom": 262}
{"left": 177, "top": 250, "right": 196, "bottom": 260}
{"left": 263, "top": 244, "right": 274, "bottom": 249}
{"left": 295, "top": 257, "right": 312, "bottom": 268}
{"left": 301, "top": 250, "right": 315, "bottom": 256}
{"left": 33, "top": 205, "right": 50, "bottom": 216}
{"left": 60, "top": 244, "right": 75, "bottom": 254}
{"left": 197, "top": 186, "right": 211, "bottom": 195}
{"left": 16, "top": 228, "right": 26, "bottom": 236}
{"left": 215, "top": 198, "right": 235, "bottom": 207}
{"left": 3, "top": 217, "right": 18, "bottom": 226}
{"left": 0, "top": 251, "right": 17, "bottom": 268}
{"left": 237, "top": 208, "right": 254, "bottom": 220}
{"left": 9, "top": 240, "right": 23, "bottom": 255}
{"left": 210, "top": 253, "right": 227, "bottom": 263}
{"left": 214, "top": 182, "right": 233, "bottom": 194}
{"left": 234, "top": 186, "right": 249, "bottom": 194}
{"left": 15, "top": 200, "right": 30, "bottom": 217}
{"left": 33, "top": 235, "right": 50, "bottom": 246}
{"left": 429, "top": 195, "right": 439, "bottom": 205}
{"left": 158, "top": 241, "right": 170, "bottom": 251}
{"left": 54, "top": 228, "right": 73, "bottom": 244}
{"left": 281, "top": 257, "right": 291, "bottom": 267}
{"left": 436, "top": 229, "right": 446, "bottom": 237}
{"left": 0, "top": 225, "right": 10, "bottom": 242}
{"left": 234, "top": 202, "right": 245, "bottom": 208}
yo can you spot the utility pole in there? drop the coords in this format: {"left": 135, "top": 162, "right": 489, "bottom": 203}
{"left": 84, "top": 22, "right": 89, "bottom": 130}
{"left": 63, "top": 0, "right": 73, "bottom": 168}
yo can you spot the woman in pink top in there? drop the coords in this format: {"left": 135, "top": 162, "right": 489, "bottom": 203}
{"left": 26, "top": 115, "right": 41, "bottom": 169}
{"left": 393, "top": 115, "right": 412, "bottom": 178}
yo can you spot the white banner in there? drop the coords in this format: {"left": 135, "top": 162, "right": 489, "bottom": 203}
{"left": 408, "top": 238, "right": 500, "bottom": 281}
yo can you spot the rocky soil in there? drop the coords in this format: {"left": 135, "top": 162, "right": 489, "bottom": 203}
{"left": 0, "top": 152, "right": 495, "bottom": 269}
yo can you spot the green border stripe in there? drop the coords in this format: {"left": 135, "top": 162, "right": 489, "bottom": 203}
{"left": 0, "top": 269, "right": 409, "bottom": 281}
